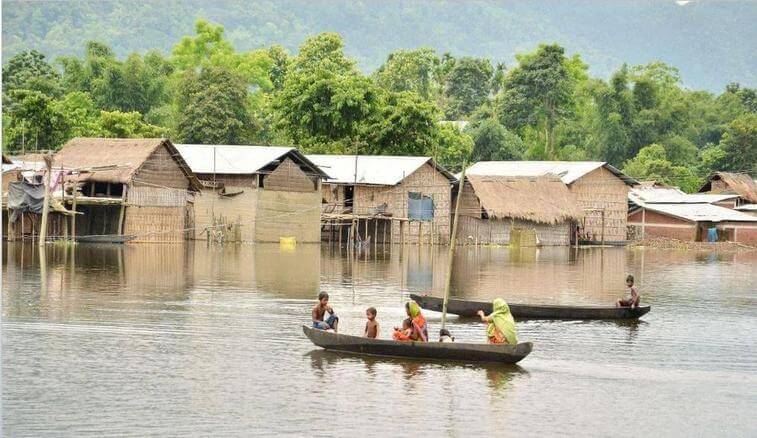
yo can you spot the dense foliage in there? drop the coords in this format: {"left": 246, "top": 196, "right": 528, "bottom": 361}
{"left": 2, "top": 20, "right": 755, "bottom": 191}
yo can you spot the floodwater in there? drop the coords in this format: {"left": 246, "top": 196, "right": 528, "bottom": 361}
{"left": 2, "top": 242, "right": 756, "bottom": 437}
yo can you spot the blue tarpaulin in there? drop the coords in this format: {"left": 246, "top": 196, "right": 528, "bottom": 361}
{"left": 408, "top": 192, "right": 434, "bottom": 221}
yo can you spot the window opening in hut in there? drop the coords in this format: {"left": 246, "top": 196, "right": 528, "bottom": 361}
{"left": 408, "top": 192, "right": 434, "bottom": 221}
{"left": 344, "top": 185, "right": 354, "bottom": 209}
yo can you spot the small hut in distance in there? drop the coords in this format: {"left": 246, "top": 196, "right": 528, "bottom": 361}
{"left": 456, "top": 174, "right": 583, "bottom": 246}
{"left": 698, "top": 172, "right": 757, "bottom": 207}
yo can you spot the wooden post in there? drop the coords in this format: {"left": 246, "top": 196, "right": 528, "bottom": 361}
{"left": 601, "top": 209, "right": 606, "bottom": 246}
{"left": 641, "top": 208, "right": 646, "bottom": 240}
{"left": 118, "top": 185, "right": 128, "bottom": 235}
{"left": 364, "top": 219, "right": 368, "bottom": 246}
{"left": 418, "top": 221, "right": 423, "bottom": 246}
{"left": 382, "top": 220, "right": 387, "bottom": 244}
{"left": 71, "top": 183, "right": 77, "bottom": 242}
{"left": 38, "top": 154, "right": 53, "bottom": 246}
{"left": 373, "top": 219, "right": 378, "bottom": 249}
{"left": 441, "top": 163, "right": 466, "bottom": 331}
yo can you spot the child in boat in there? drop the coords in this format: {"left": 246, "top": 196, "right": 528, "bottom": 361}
{"left": 439, "top": 328, "right": 455, "bottom": 343}
{"left": 392, "top": 318, "right": 413, "bottom": 341}
{"left": 364, "top": 307, "right": 379, "bottom": 338}
{"left": 616, "top": 275, "right": 640, "bottom": 308}
{"left": 312, "top": 292, "right": 339, "bottom": 332}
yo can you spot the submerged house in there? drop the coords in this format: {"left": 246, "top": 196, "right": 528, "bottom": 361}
{"left": 465, "top": 161, "right": 637, "bottom": 244}
{"left": 456, "top": 174, "right": 583, "bottom": 246}
{"left": 307, "top": 155, "right": 456, "bottom": 244}
{"left": 627, "top": 201, "right": 757, "bottom": 245}
{"left": 54, "top": 138, "right": 201, "bottom": 243}
{"left": 175, "top": 144, "right": 328, "bottom": 243}
{"left": 698, "top": 172, "right": 757, "bottom": 207}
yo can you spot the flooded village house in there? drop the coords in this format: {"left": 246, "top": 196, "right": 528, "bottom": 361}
{"left": 307, "top": 155, "right": 456, "bottom": 244}
{"left": 629, "top": 182, "right": 757, "bottom": 245}
{"left": 456, "top": 174, "right": 583, "bottom": 246}
{"left": 465, "top": 161, "right": 637, "bottom": 244}
{"left": 53, "top": 138, "right": 201, "bottom": 243}
{"left": 175, "top": 144, "right": 328, "bottom": 243}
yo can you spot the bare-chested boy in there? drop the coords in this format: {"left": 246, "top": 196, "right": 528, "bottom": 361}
{"left": 364, "top": 307, "right": 379, "bottom": 338}
{"left": 312, "top": 292, "right": 338, "bottom": 331}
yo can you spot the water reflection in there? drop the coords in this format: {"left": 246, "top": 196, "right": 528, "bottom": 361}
{"left": 3, "top": 242, "right": 756, "bottom": 436}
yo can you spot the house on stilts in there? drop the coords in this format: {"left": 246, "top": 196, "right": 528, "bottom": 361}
{"left": 53, "top": 138, "right": 201, "bottom": 243}
{"left": 465, "top": 161, "right": 637, "bottom": 244}
{"left": 455, "top": 174, "right": 583, "bottom": 246}
{"left": 175, "top": 144, "right": 328, "bottom": 243}
{"left": 307, "top": 155, "right": 456, "bottom": 245}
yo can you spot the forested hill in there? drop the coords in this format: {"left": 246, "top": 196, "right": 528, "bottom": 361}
{"left": 3, "top": 0, "right": 755, "bottom": 92}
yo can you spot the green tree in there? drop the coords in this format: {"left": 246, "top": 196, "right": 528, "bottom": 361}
{"left": 98, "top": 110, "right": 165, "bottom": 138}
{"left": 469, "top": 119, "right": 524, "bottom": 161}
{"left": 623, "top": 143, "right": 699, "bottom": 191}
{"left": 373, "top": 48, "right": 440, "bottom": 100}
{"left": 443, "top": 57, "right": 493, "bottom": 119}
{"left": 2, "top": 50, "right": 61, "bottom": 97}
{"left": 496, "top": 44, "right": 575, "bottom": 158}
{"left": 51, "top": 91, "right": 101, "bottom": 138}
{"left": 362, "top": 91, "right": 439, "bottom": 156}
{"left": 436, "top": 124, "right": 474, "bottom": 172}
{"left": 718, "top": 113, "right": 757, "bottom": 173}
{"left": 3, "top": 90, "right": 67, "bottom": 152}
{"left": 176, "top": 67, "right": 253, "bottom": 144}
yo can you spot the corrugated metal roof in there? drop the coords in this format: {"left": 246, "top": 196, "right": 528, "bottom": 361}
{"left": 736, "top": 204, "right": 757, "bottom": 212}
{"left": 176, "top": 144, "right": 328, "bottom": 177}
{"left": 629, "top": 186, "right": 739, "bottom": 207}
{"left": 307, "top": 155, "right": 455, "bottom": 185}
{"left": 644, "top": 203, "right": 757, "bottom": 223}
{"left": 464, "top": 161, "right": 637, "bottom": 185}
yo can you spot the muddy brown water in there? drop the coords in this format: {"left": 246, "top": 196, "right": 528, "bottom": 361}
{"left": 2, "top": 243, "right": 756, "bottom": 436}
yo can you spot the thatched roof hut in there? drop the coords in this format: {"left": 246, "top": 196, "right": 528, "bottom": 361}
{"left": 465, "top": 175, "right": 583, "bottom": 225}
{"left": 699, "top": 172, "right": 757, "bottom": 204}
{"left": 54, "top": 138, "right": 201, "bottom": 190}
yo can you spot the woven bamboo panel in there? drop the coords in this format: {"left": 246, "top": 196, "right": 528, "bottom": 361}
{"left": 255, "top": 190, "right": 321, "bottom": 243}
{"left": 124, "top": 206, "right": 185, "bottom": 243}
{"left": 569, "top": 167, "right": 629, "bottom": 241}
{"left": 265, "top": 158, "right": 316, "bottom": 192}
{"left": 127, "top": 186, "right": 187, "bottom": 207}
{"left": 456, "top": 216, "right": 570, "bottom": 245}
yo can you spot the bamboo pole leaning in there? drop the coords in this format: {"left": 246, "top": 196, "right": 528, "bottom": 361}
{"left": 440, "top": 163, "right": 466, "bottom": 331}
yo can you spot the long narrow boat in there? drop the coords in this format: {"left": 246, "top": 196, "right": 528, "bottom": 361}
{"left": 303, "top": 325, "right": 532, "bottom": 364}
{"left": 410, "top": 294, "right": 651, "bottom": 320}
{"left": 75, "top": 234, "right": 137, "bottom": 243}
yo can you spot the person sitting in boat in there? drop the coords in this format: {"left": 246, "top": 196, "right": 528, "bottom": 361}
{"left": 364, "top": 307, "right": 379, "bottom": 339}
{"left": 477, "top": 299, "right": 517, "bottom": 345}
{"left": 312, "top": 292, "right": 339, "bottom": 332}
{"left": 439, "top": 328, "right": 455, "bottom": 343}
{"left": 392, "top": 318, "right": 413, "bottom": 341}
{"left": 616, "top": 274, "right": 640, "bottom": 308}
{"left": 405, "top": 301, "right": 429, "bottom": 342}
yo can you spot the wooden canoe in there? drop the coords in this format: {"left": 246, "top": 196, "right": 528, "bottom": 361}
{"left": 302, "top": 325, "right": 532, "bottom": 364}
{"left": 410, "top": 294, "right": 651, "bottom": 320}
{"left": 75, "top": 234, "right": 137, "bottom": 243}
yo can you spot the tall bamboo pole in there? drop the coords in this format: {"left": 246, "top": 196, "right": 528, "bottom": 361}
{"left": 38, "top": 154, "right": 53, "bottom": 246}
{"left": 440, "top": 163, "right": 466, "bottom": 331}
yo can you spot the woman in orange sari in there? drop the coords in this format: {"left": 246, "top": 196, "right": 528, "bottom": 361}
{"left": 405, "top": 301, "right": 429, "bottom": 342}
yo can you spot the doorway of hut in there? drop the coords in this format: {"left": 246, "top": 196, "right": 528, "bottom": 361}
{"left": 76, "top": 205, "right": 121, "bottom": 238}
{"left": 344, "top": 185, "right": 354, "bottom": 211}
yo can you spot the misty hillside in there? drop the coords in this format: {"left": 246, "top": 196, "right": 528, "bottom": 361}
{"left": 2, "top": 0, "right": 756, "bottom": 91}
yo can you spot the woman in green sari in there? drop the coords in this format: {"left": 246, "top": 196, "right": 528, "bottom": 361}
{"left": 476, "top": 298, "right": 517, "bottom": 344}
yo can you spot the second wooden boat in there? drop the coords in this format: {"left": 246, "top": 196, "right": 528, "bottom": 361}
{"left": 410, "top": 294, "right": 651, "bottom": 320}
{"left": 303, "top": 325, "right": 532, "bottom": 364}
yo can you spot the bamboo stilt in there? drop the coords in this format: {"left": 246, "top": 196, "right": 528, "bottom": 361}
{"left": 38, "top": 154, "right": 53, "bottom": 246}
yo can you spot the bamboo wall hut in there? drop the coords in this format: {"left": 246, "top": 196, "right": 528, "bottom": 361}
{"left": 53, "top": 138, "right": 201, "bottom": 243}
{"left": 698, "top": 172, "right": 757, "bottom": 206}
{"left": 175, "top": 144, "right": 328, "bottom": 243}
{"left": 455, "top": 174, "right": 583, "bottom": 246}
{"left": 307, "top": 155, "right": 456, "bottom": 244}
{"left": 465, "top": 161, "right": 637, "bottom": 244}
